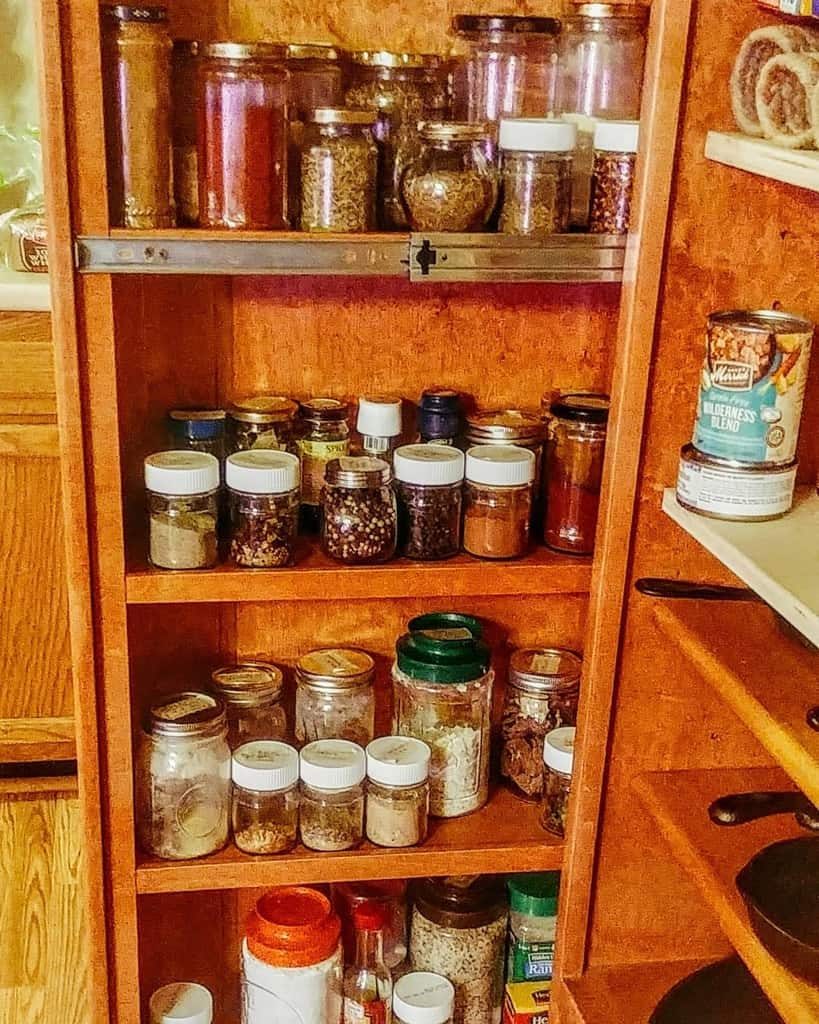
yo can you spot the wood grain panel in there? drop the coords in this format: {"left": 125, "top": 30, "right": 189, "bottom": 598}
{"left": 0, "top": 312, "right": 56, "bottom": 419}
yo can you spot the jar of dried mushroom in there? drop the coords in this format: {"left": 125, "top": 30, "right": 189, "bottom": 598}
{"left": 226, "top": 450, "right": 300, "bottom": 569}
{"left": 418, "top": 388, "right": 463, "bottom": 446}
{"left": 210, "top": 662, "right": 288, "bottom": 749}
{"left": 409, "top": 875, "right": 507, "bottom": 1024}
{"left": 501, "top": 648, "right": 581, "bottom": 800}
{"left": 299, "top": 739, "right": 366, "bottom": 851}
{"left": 301, "top": 108, "right": 378, "bottom": 232}
{"left": 321, "top": 456, "right": 397, "bottom": 564}
{"left": 136, "top": 692, "right": 231, "bottom": 860}
{"left": 356, "top": 395, "right": 403, "bottom": 463}
{"left": 589, "top": 120, "right": 639, "bottom": 234}
{"left": 540, "top": 726, "right": 576, "bottom": 838}
{"left": 498, "top": 118, "right": 576, "bottom": 236}
{"left": 366, "top": 736, "right": 431, "bottom": 848}
{"left": 393, "top": 972, "right": 455, "bottom": 1024}
{"left": 394, "top": 444, "right": 464, "bottom": 561}
{"left": 393, "top": 613, "right": 493, "bottom": 818}
{"left": 294, "top": 647, "right": 376, "bottom": 747}
{"left": 296, "top": 398, "right": 351, "bottom": 530}
{"left": 226, "top": 396, "right": 298, "bottom": 456}
{"left": 168, "top": 409, "right": 226, "bottom": 464}
{"left": 231, "top": 740, "right": 299, "bottom": 855}
{"left": 463, "top": 445, "right": 535, "bottom": 560}
{"left": 145, "top": 451, "right": 220, "bottom": 570}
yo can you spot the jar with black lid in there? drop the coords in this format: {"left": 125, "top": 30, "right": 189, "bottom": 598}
{"left": 418, "top": 389, "right": 462, "bottom": 446}
{"left": 226, "top": 396, "right": 298, "bottom": 456}
{"left": 321, "top": 456, "right": 397, "bottom": 565}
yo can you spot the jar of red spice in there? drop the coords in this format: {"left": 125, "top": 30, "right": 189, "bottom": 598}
{"left": 463, "top": 445, "right": 535, "bottom": 560}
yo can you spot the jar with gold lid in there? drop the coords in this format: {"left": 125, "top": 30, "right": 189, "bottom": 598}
{"left": 210, "top": 661, "right": 288, "bottom": 748}
{"left": 295, "top": 648, "right": 376, "bottom": 747}
{"left": 226, "top": 396, "right": 298, "bottom": 456}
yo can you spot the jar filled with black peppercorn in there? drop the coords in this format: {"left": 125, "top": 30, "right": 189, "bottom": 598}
{"left": 321, "top": 456, "right": 397, "bottom": 564}
{"left": 394, "top": 444, "right": 464, "bottom": 561}
{"left": 540, "top": 726, "right": 575, "bottom": 837}
{"left": 226, "top": 450, "right": 300, "bottom": 568}
{"left": 589, "top": 120, "right": 638, "bottom": 234}
{"left": 418, "top": 389, "right": 463, "bottom": 446}
{"left": 226, "top": 395, "right": 298, "bottom": 456}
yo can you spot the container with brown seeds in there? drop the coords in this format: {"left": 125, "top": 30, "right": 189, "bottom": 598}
{"left": 589, "top": 119, "right": 639, "bottom": 234}
{"left": 226, "top": 450, "right": 300, "bottom": 568}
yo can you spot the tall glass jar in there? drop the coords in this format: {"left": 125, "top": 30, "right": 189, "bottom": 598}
{"left": 321, "top": 457, "right": 397, "bottom": 565}
{"left": 394, "top": 444, "right": 464, "bottom": 561}
{"left": 299, "top": 739, "right": 366, "bottom": 851}
{"left": 198, "top": 42, "right": 289, "bottom": 230}
{"left": 226, "top": 451, "right": 300, "bottom": 568}
{"left": 172, "top": 40, "right": 200, "bottom": 226}
{"left": 589, "top": 120, "right": 639, "bottom": 234}
{"left": 393, "top": 613, "right": 493, "bottom": 818}
{"left": 136, "top": 692, "right": 231, "bottom": 860}
{"left": 144, "top": 451, "right": 220, "bottom": 570}
{"left": 463, "top": 445, "right": 535, "bottom": 560}
{"left": 231, "top": 740, "right": 299, "bottom": 855}
{"left": 286, "top": 43, "right": 347, "bottom": 122}
{"left": 544, "top": 393, "right": 610, "bottom": 555}
{"left": 167, "top": 409, "right": 226, "bottom": 463}
{"left": 301, "top": 109, "right": 378, "bottom": 232}
{"left": 210, "top": 662, "right": 288, "bottom": 748}
{"left": 540, "top": 726, "right": 576, "bottom": 837}
{"left": 295, "top": 647, "right": 376, "bottom": 746}
{"left": 296, "top": 398, "right": 350, "bottom": 529}
{"left": 227, "top": 396, "right": 298, "bottom": 456}
{"left": 498, "top": 118, "right": 576, "bottom": 236}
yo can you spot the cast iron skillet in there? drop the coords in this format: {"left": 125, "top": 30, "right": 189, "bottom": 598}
{"left": 649, "top": 957, "right": 783, "bottom": 1023}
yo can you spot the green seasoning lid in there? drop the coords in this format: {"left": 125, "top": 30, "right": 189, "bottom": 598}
{"left": 507, "top": 873, "right": 560, "bottom": 918}
{"left": 396, "top": 612, "right": 490, "bottom": 684}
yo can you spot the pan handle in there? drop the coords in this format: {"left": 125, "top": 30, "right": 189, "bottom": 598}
{"left": 709, "top": 791, "right": 819, "bottom": 831}
{"left": 635, "top": 578, "right": 759, "bottom": 602}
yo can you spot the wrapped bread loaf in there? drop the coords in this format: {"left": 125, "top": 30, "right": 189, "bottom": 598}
{"left": 730, "top": 25, "right": 815, "bottom": 135}
{"left": 756, "top": 51, "right": 819, "bottom": 148}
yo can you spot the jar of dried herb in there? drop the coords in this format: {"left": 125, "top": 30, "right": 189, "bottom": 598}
{"left": 299, "top": 739, "right": 366, "bottom": 851}
{"left": 226, "top": 450, "right": 300, "bottom": 569}
{"left": 498, "top": 118, "right": 576, "bottom": 236}
{"left": 301, "top": 108, "right": 378, "bottom": 232}
{"left": 589, "top": 120, "right": 639, "bottom": 234}
{"left": 463, "top": 445, "right": 535, "bottom": 560}
{"left": 321, "top": 456, "right": 397, "bottom": 565}
{"left": 210, "top": 662, "right": 288, "bottom": 748}
{"left": 231, "top": 740, "right": 299, "bottom": 855}
{"left": 365, "top": 736, "right": 431, "bottom": 848}
{"left": 540, "top": 726, "right": 575, "bottom": 837}
{"left": 226, "top": 395, "right": 298, "bottom": 456}
{"left": 394, "top": 444, "right": 464, "bottom": 561}
{"left": 295, "top": 647, "right": 376, "bottom": 747}
{"left": 145, "top": 451, "right": 219, "bottom": 570}
{"left": 296, "top": 398, "right": 351, "bottom": 530}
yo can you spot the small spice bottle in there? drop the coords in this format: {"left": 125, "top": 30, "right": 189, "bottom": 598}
{"left": 231, "top": 740, "right": 300, "bottom": 855}
{"left": 301, "top": 108, "right": 378, "bottom": 232}
{"left": 296, "top": 398, "right": 351, "bottom": 529}
{"left": 589, "top": 120, "right": 639, "bottom": 234}
{"left": 150, "top": 982, "right": 213, "bottom": 1024}
{"left": 321, "top": 456, "right": 398, "bottom": 565}
{"left": 463, "top": 445, "right": 535, "bottom": 560}
{"left": 333, "top": 880, "right": 409, "bottom": 970}
{"left": 394, "top": 444, "right": 464, "bottom": 561}
{"left": 540, "top": 726, "right": 576, "bottom": 838}
{"left": 168, "top": 409, "right": 226, "bottom": 463}
{"left": 356, "top": 395, "right": 403, "bottom": 463}
{"left": 506, "top": 873, "right": 560, "bottom": 982}
{"left": 393, "top": 972, "right": 455, "bottom": 1024}
{"left": 366, "top": 736, "right": 431, "bottom": 848}
{"left": 210, "top": 662, "right": 288, "bottom": 748}
{"left": 498, "top": 118, "right": 576, "bottom": 237}
{"left": 299, "top": 739, "right": 366, "bottom": 852}
{"left": 144, "top": 451, "right": 219, "bottom": 570}
{"left": 418, "top": 389, "right": 463, "bottom": 446}
{"left": 226, "top": 450, "right": 300, "bottom": 569}
{"left": 171, "top": 40, "right": 200, "bottom": 225}
{"left": 226, "top": 396, "right": 298, "bottom": 456}
{"left": 464, "top": 409, "right": 545, "bottom": 524}
{"left": 294, "top": 647, "right": 376, "bottom": 747}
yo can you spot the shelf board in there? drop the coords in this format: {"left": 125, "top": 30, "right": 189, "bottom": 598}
{"left": 705, "top": 131, "right": 819, "bottom": 193}
{"left": 0, "top": 267, "right": 50, "bottom": 311}
{"left": 135, "top": 784, "right": 562, "bottom": 894}
{"left": 634, "top": 766, "right": 819, "bottom": 1022}
{"left": 662, "top": 487, "right": 819, "bottom": 648}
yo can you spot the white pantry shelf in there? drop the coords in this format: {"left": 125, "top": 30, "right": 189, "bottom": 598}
{"left": 0, "top": 267, "right": 50, "bottom": 312}
{"left": 705, "top": 131, "right": 819, "bottom": 193}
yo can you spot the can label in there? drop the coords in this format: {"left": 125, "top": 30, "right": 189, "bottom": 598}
{"left": 507, "top": 938, "right": 555, "bottom": 982}
{"left": 677, "top": 456, "right": 795, "bottom": 519}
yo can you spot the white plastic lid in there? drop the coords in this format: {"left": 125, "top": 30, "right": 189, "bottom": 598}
{"left": 366, "top": 736, "right": 431, "bottom": 787}
{"left": 394, "top": 444, "right": 465, "bottom": 486}
{"left": 465, "top": 444, "right": 536, "bottom": 487}
{"left": 232, "top": 740, "right": 299, "bottom": 792}
{"left": 393, "top": 972, "right": 456, "bottom": 1024}
{"left": 300, "top": 739, "right": 366, "bottom": 790}
{"left": 543, "top": 726, "right": 576, "bottom": 775}
{"left": 144, "top": 451, "right": 220, "bottom": 496}
{"left": 594, "top": 119, "right": 639, "bottom": 153}
{"left": 225, "top": 450, "right": 300, "bottom": 494}
{"left": 149, "top": 983, "right": 213, "bottom": 1024}
{"left": 499, "top": 117, "right": 577, "bottom": 153}
{"left": 357, "top": 395, "right": 403, "bottom": 438}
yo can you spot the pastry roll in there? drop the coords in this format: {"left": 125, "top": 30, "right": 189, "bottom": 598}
{"left": 730, "top": 25, "right": 814, "bottom": 136}
{"left": 756, "top": 51, "right": 819, "bottom": 148}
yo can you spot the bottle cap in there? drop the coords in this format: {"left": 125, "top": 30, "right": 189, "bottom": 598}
{"left": 232, "top": 741, "right": 299, "bottom": 792}
{"left": 225, "top": 450, "right": 300, "bottom": 493}
{"left": 543, "top": 726, "right": 576, "bottom": 774}
{"left": 594, "top": 119, "right": 639, "bottom": 153}
{"left": 393, "top": 444, "right": 464, "bottom": 486}
{"left": 466, "top": 408, "right": 544, "bottom": 443}
{"left": 298, "top": 397, "right": 349, "bottom": 422}
{"left": 324, "top": 456, "right": 391, "bottom": 488}
{"left": 499, "top": 118, "right": 577, "bottom": 153}
{"left": 228, "top": 395, "right": 297, "bottom": 424}
{"left": 549, "top": 393, "right": 610, "bottom": 424}
{"left": 149, "top": 982, "right": 213, "bottom": 1024}
{"left": 300, "top": 739, "right": 366, "bottom": 790}
{"left": 393, "top": 972, "right": 456, "bottom": 1024}
{"left": 453, "top": 14, "right": 560, "bottom": 35}
{"left": 465, "top": 444, "right": 535, "bottom": 486}
{"left": 146, "top": 692, "right": 226, "bottom": 739}
{"left": 366, "top": 736, "right": 431, "bottom": 787}
{"left": 296, "top": 648, "right": 375, "bottom": 690}
{"left": 395, "top": 612, "right": 490, "bottom": 684}
{"left": 144, "top": 451, "right": 220, "bottom": 495}
{"left": 357, "top": 395, "right": 403, "bottom": 438}
{"left": 507, "top": 872, "right": 560, "bottom": 918}
{"left": 353, "top": 899, "right": 390, "bottom": 932}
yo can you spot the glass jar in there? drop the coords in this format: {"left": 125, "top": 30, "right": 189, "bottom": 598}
{"left": 589, "top": 120, "right": 639, "bottom": 234}
{"left": 465, "top": 409, "right": 545, "bottom": 521}
{"left": 144, "top": 451, "right": 219, "bottom": 570}
{"left": 394, "top": 444, "right": 464, "bottom": 561}
{"left": 299, "top": 739, "right": 366, "bottom": 851}
{"left": 296, "top": 398, "right": 351, "bottom": 528}
{"left": 463, "top": 445, "right": 535, "bottom": 560}
{"left": 210, "top": 662, "right": 288, "bottom": 749}
{"left": 506, "top": 873, "right": 560, "bottom": 983}
{"left": 498, "top": 119, "right": 576, "bottom": 237}
{"left": 365, "top": 736, "right": 431, "bottom": 848}
{"left": 410, "top": 876, "right": 507, "bottom": 1024}
{"left": 226, "top": 450, "right": 300, "bottom": 568}
{"left": 393, "top": 613, "right": 493, "bottom": 818}
{"left": 198, "top": 42, "right": 289, "bottom": 230}
{"left": 418, "top": 388, "right": 463, "bottom": 446}
{"left": 393, "top": 973, "right": 455, "bottom": 1024}
{"left": 101, "top": 5, "right": 174, "bottom": 229}
{"left": 333, "top": 881, "right": 409, "bottom": 970}
{"left": 168, "top": 409, "right": 226, "bottom": 463}
{"left": 231, "top": 740, "right": 299, "bottom": 855}
{"left": 227, "top": 396, "right": 298, "bottom": 456}
{"left": 540, "top": 726, "right": 576, "bottom": 837}
{"left": 286, "top": 43, "right": 347, "bottom": 122}
{"left": 301, "top": 109, "right": 378, "bottom": 232}
{"left": 401, "top": 122, "right": 498, "bottom": 233}
{"left": 172, "top": 40, "right": 200, "bottom": 226}
{"left": 294, "top": 647, "right": 376, "bottom": 746}
{"left": 136, "top": 692, "right": 231, "bottom": 860}
{"left": 356, "top": 395, "right": 403, "bottom": 463}
{"left": 501, "top": 647, "right": 582, "bottom": 801}
{"left": 321, "top": 456, "right": 397, "bottom": 565}
{"left": 544, "top": 393, "right": 610, "bottom": 555}
{"left": 150, "top": 982, "right": 213, "bottom": 1024}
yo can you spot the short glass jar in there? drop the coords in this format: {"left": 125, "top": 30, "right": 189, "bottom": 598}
{"left": 167, "top": 409, "right": 226, "bottom": 463}
{"left": 356, "top": 395, "right": 403, "bottom": 463}
{"left": 418, "top": 388, "right": 463, "bottom": 446}
{"left": 498, "top": 118, "right": 576, "bottom": 237}
{"left": 144, "top": 451, "right": 220, "bottom": 570}
{"left": 589, "top": 120, "right": 639, "bottom": 234}
{"left": 226, "top": 396, "right": 298, "bottom": 456}
{"left": 295, "top": 647, "right": 376, "bottom": 747}
{"left": 231, "top": 740, "right": 299, "bottom": 855}
{"left": 171, "top": 39, "right": 200, "bottom": 226}
{"left": 301, "top": 108, "right": 378, "bottom": 232}
{"left": 394, "top": 444, "right": 464, "bottom": 561}
{"left": 210, "top": 662, "right": 288, "bottom": 748}
{"left": 463, "top": 445, "right": 535, "bottom": 560}
{"left": 136, "top": 692, "right": 231, "bottom": 860}
{"left": 226, "top": 450, "right": 300, "bottom": 568}
{"left": 366, "top": 736, "right": 431, "bottom": 848}
{"left": 393, "top": 972, "right": 455, "bottom": 1024}
{"left": 286, "top": 43, "right": 347, "bottom": 123}
{"left": 464, "top": 409, "right": 545, "bottom": 521}
{"left": 299, "top": 739, "right": 366, "bottom": 851}
{"left": 506, "top": 873, "right": 560, "bottom": 983}
{"left": 296, "top": 398, "right": 351, "bottom": 527}
{"left": 540, "top": 726, "right": 576, "bottom": 837}
{"left": 321, "top": 456, "right": 397, "bottom": 565}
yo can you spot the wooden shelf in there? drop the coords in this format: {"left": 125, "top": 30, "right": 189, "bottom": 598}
{"left": 634, "top": 766, "right": 819, "bottom": 1022}
{"left": 705, "top": 131, "right": 819, "bottom": 193}
{"left": 663, "top": 487, "right": 819, "bottom": 648}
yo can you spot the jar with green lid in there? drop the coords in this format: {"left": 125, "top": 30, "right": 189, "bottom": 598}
{"left": 296, "top": 398, "right": 351, "bottom": 529}
{"left": 144, "top": 451, "right": 220, "bottom": 570}
{"left": 226, "top": 396, "right": 298, "bottom": 456}
{"left": 392, "top": 613, "right": 493, "bottom": 818}
{"left": 506, "top": 873, "right": 560, "bottom": 982}
{"left": 210, "top": 662, "right": 288, "bottom": 749}
{"left": 295, "top": 647, "right": 376, "bottom": 747}
{"left": 167, "top": 409, "right": 226, "bottom": 463}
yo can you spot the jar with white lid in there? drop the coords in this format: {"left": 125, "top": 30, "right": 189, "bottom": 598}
{"left": 232, "top": 740, "right": 300, "bottom": 855}
{"left": 150, "top": 982, "right": 213, "bottom": 1024}
{"left": 299, "top": 739, "right": 366, "bottom": 851}
{"left": 589, "top": 120, "right": 639, "bottom": 234}
{"left": 211, "top": 662, "right": 288, "bottom": 748}
{"left": 540, "top": 726, "right": 576, "bottom": 837}
{"left": 145, "top": 451, "right": 220, "bottom": 570}
{"left": 393, "top": 972, "right": 455, "bottom": 1024}
{"left": 366, "top": 736, "right": 431, "bottom": 848}
{"left": 463, "top": 445, "right": 536, "bottom": 560}
{"left": 226, "top": 450, "right": 300, "bottom": 568}
{"left": 394, "top": 444, "right": 464, "bottom": 561}
{"left": 464, "top": 409, "right": 545, "bottom": 525}
{"left": 498, "top": 118, "right": 576, "bottom": 237}
{"left": 356, "top": 395, "right": 403, "bottom": 462}
{"left": 295, "top": 647, "right": 376, "bottom": 747}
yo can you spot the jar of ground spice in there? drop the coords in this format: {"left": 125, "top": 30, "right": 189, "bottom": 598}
{"left": 299, "top": 739, "right": 366, "bottom": 851}
{"left": 295, "top": 647, "right": 376, "bottom": 747}
{"left": 394, "top": 444, "right": 464, "bottom": 561}
{"left": 296, "top": 398, "right": 351, "bottom": 530}
{"left": 463, "top": 445, "right": 535, "bottom": 560}
{"left": 301, "top": 108, "right": 378, "bottom": 232}
{"left": 540, "top": 726, "right": 576, "bottom": 837}
{"left": 226, "top": 450, "right": 300, "bottom": 568}
{"left": 366, "top": 736, "right": 431, "bottom": 848}
{"left": 226, "top": 396, "right": 298, "bottom": 456}
{"left": 321, "top": 456, "right": 397, "bottom": 564}
{"left": 210, "top": 662, "right": 288, "bottom": 748}
{"left": 589, "top": 120, "right": 639, "bottom": 234}
{"left": 145, "top": 451, "right": 220, "bottom": 570}
{"left": 464, "top": 409, "right": 545, "bottom": 523}
{"left": 231, "top": 740, "right": 300, "bottom": 855}
{"left": 498, "top": 118, "right": 576, "bottom": 236}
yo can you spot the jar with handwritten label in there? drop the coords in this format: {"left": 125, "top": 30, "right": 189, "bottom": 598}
{"left": 210, "top": 662, "right": 288, "bottom": 748}
{"left": 295, "top": 648, "right": 376, "bottom": 747}
{"left": 296, "top": 398, "right": 351, "bottom": 530}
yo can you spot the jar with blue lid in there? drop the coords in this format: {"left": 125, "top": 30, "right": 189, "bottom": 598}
{"left": 418, "top": 389, "right": 463, "bottom": 446}
{"left": 168, "top": 409, "right": 226, "bottom": 463}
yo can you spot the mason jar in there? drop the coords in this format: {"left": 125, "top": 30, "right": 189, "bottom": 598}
{"left": 299, "top": 739, "right": 366, "bottom": 851}
{"left": 144, "top": 451, "right": 220, "bottom": 570}
{"left": 226, "top": 396, "right": 298, "bottom": 456}
{"left": 498, "top": 118, "right": 576, "bottom": 237}
{"left": 540, "top": 726, "right": 576, "bottom": 838}
{"left": 463, "top": 445, "right": 536, "bottom": 560}
{"left": 226, "top": 450, "right": 300, "bottom": 568}
{"left": 231, "top": 740, "right": 299, "bottom": 855}
{"left": 394, "top": 444, "right": 464, "bottom": 561}
{"left": 295, "top": 647, "right": 376, "bottom": 747}
{"left": 321, "top": 456, "right": 397, "bottom": 565}
{"left": 296, "top": 398, "right": 351, "bottom": 529}
{"left": 210, "top": 662, "right": 288, "bottom": 748}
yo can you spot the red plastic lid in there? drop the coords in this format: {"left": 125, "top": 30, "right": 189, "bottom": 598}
{"left": 246, "top": 887, "right": 341, "bottom": 968}
{"left": 353, "top": 899, "right": 389, "bottom": 932}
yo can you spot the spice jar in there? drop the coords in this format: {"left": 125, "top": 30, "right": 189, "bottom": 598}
{"left": 589, "top": 120, "right": 639, "bottom": 234}
{"left": 540, "top": 726, "right": 576, "bottom": 837}
{"left": 418, "top": 389, "right": 463, "bottom": 446}
{"left": 321, "top": 456, "right": 397, "bottom": 565}
{"left": 295, "top": 647, "right": 376, "bottom": 746}
{"left": 394, "top": 444, "right": 464, "bottom": 561}
{"left": 501, "top": 647, "right": 581, "bottom": 800}
{"left": 145, "top": 451, "right": 219, "bottom": 570}
{"left": 410, "top": 876, "right": 507, "bottom": 1024}
{"left": 401, "top": 122, "right": 498, "bottom": 233}
{"left": 136, "top": 692, "right": 231, "bottom": 860}
{"left": 296, "top": 398, "right": 351, "bottom": 529}
{"left": 393, "top": 973, "right": 455, "bottom": 1024}
{"left": 227, "top": 396, "right": 298, "bottom": 456}
{"left": 210, "top": 662, "right": 288, "bottom": 748}
{"left": 506, "top": 873, "right": 560, "bottom": 983}
{"left": 226, "top": 450, "right": 300, "bottom": 568}
{"left": 463, "top": 445, "right": 535, "bottom": 560}
{"left": 393, "top": 613, "right": 493, "bottom": 818}
{"left": 333, "top": 880, "right": 409, "bottom": 970}
{"left": 101, "top": 5, "right": 174, "bottom": 229}
{"left": 150, "top": 982, "right": 213, "bottom": 1024}
{"left": 544, "top": 393, "right": 610, "bottom": 555}
{"left": 299, "top": 739, "right": 366, "bottom": 851}
{"left": 366, "top": 736, "right": 431, "bottom": 848}
{"left": 465, "top": 409, "right": 545, "bottom": 521}
{"left": 242, "top": 887, "right": 343, "bottom": 1024}
{"left": 231, "top": 740, "right": 299, "bottom": 855}
{"left": 356, "top": 395, "right": 403, "bottom": 462}
{"left": 286, "top": 43, "right": 347, "bottom": 122}
{"left": 198, "top": 42, "right": 289, "bottom": 230}
{"left": 172, "top": 40, "right": 200, "bottom": 225}
{"left": 168, "top": 409, "right": 226, "bottom": 463}
{"left": 301, "top": 108, "right": 378, "bottom": 232}
{"left": 498, "top": 118, "right": 576, "bottom": 237}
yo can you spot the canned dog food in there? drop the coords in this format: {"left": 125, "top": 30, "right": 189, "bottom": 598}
{"left": 676, "top": 444, "right": 796, "bottom": 521}
{"left": 693, "top": 309, "right": 813, "bottom": 466}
